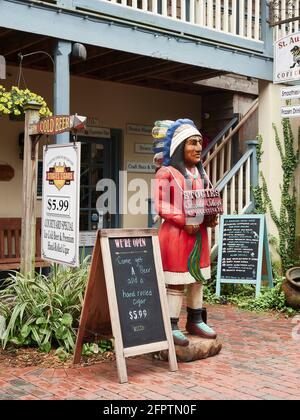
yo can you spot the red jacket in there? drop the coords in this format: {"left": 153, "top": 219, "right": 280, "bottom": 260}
{"left": 155, "top": 166, "right": 210, "bottom": 273}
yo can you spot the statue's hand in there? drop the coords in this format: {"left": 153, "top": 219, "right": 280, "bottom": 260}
{"left": 204, "top": 214, "right": 219, "bottom": 228}
{"left": 184, "top": 224, "right": 199, "bottom": 235}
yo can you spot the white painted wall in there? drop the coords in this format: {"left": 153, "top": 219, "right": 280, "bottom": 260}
{"left": 258, "top": 81, "right": 300, "bottom": 255}
{"left": 0, "top": 66, "right": 202, "bottom": 228}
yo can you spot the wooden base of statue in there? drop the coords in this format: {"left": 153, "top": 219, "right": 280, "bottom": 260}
{"left": 155, "top": 334, "right": 222, "bottom": 362}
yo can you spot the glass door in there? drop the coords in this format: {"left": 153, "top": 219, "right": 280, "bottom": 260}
{"left": 80, "top": 137, "right": 112, "bottom": 231}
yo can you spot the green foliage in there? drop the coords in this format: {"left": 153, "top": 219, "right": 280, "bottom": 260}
{"left": 0, "top": 257, "right": 90, "bottom": 353}
{"left": 254, "top": 120, "right": 299, "bottom": 273}
{"left": 82, "top": 340, "right": 113, "bottom": 357}
{"left": 204, "top": 263, "right": 297, "bottom": 316}
{"left": 0, "top": 85, "right": 52, "bottom": 117}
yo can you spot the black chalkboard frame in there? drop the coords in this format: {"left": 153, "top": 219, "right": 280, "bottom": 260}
{"left": 216, "top": 214, "right": 273, "bottom": 298}
{"left": 74, "top": 228, "right": 177, "bottom": 384}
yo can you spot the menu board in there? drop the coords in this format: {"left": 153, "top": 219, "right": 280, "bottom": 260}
{"left": 109, "top": 236, "right": 166, "bottom": 348}
{"left": 220, "top": 217, "right": 260, "bottom": 281}
{"left": 216, "top": 215, "right": 273, "bottom": 298}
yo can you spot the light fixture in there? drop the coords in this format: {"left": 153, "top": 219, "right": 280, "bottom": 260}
{"left": 71, "top": 43, "right": 87, "bottom": 61}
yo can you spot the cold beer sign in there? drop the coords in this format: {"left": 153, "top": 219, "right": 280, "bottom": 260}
{"left": 29, "top": 114, "right": 86, "bottom": 135}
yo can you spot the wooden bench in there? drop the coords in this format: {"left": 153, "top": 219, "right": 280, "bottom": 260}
{"left": 0, "top": 218, "right": 50, "bottom": 271}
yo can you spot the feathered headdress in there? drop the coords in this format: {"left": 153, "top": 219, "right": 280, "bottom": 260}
{"left": 152, "top": 118, "right": 201, "bottom": 167}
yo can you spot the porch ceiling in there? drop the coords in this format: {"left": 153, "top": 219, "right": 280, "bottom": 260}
{"left": 1, "top": 29, "right": 227, "bottom": 96}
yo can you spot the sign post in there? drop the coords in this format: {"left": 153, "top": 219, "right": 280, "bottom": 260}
{"left": 20, "top": 102, "right": 42, "bottom": 276}
{"left": 216, "top": 215, "right": 273, "bottom": 298}
{"left": 74, "top": 228, "right": 178, "bottom": 383}
{"left": 20, "top": 111, "right": 86, "bottom": 275}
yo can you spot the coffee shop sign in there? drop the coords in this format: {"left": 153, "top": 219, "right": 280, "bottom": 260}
{"left": 274, "top": 32, "right": 300, "bottom": 83}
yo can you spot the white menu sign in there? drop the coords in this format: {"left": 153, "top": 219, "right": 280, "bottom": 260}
{"left": 42, "top": 143, "right": 81, "bottom": 266}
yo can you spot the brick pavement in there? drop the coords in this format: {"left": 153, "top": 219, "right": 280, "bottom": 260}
{"left": 1, "top": 304, "right": 300, "bottom": 400}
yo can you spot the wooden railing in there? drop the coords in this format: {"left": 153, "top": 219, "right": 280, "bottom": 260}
{"left": 106, "top": 0, "right": 262, "bottom": 40}
{"left": 203, "top": 98, "right": 258, "bottom": 188}
{"left": 41, "top": 0, "right": 263, "bottom": 42}
{"left": 209, "top": 140, "right": 258, "bottom": 258}
{"left": 269, "top": 0, "right": 300, "bottom": 41}
{"left": 202, "top": 115, "right": 239, "bottom": 187}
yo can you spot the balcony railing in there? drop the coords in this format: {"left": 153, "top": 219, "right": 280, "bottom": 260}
{"left": 269, "top": 0, "right": 300, "bottom": 40}
{"left": 40, "top": 0, "right": 263, "bottom": 42}
{"left": 106, "top": 0, "right": 262, "bottom": 40}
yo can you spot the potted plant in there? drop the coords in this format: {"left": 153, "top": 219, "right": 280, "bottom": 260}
{"left": 0, "top": 85, "right": 51, "bottom": 120}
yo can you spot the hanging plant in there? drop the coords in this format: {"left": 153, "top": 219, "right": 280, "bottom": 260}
{"left": 0, "top": 85, "right": 52, "bottom": 118}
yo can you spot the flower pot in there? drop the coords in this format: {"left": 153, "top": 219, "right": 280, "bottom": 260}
{"left": 282, "top": 267, "right": 300, "bottom": 309}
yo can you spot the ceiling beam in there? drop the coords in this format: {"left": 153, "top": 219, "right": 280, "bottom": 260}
{"left": 72, "top": 51, "right": 141, "bottom": 75}
{"left": 114, "top": 62, "right": 188, "bottom": 83}
{"left": 2, "top": 33, "right": 47, "bottom": 58}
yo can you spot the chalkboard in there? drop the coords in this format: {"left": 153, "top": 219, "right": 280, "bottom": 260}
{"left": 109, "top": 236, "right": 166, "bottom": 348}
{"left": 216, "top": 215, "right": 273, "bottom": 297}
{"left": 220, "top": 217, "right": 260, "bottom": 281}
{"left": 74, "top": 228, "right": 177, "bottom": 383}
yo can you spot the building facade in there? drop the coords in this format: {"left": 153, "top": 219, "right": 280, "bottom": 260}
{"left": 0, "top": 0, "right": 299, "bottom": 253}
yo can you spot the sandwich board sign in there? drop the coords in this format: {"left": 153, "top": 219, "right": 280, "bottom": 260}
{"left": 73, "top": 228, "right": 178, "bottom": 383}
{"left": 41, "top": 143, "right": 81, "bottom": 267}
{"left": 216, "top": 215, "right": 273, "bottom": 298}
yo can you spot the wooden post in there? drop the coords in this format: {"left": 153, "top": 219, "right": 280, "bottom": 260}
{"left": 20, "top": 102, "right": 41, "bottom": 277}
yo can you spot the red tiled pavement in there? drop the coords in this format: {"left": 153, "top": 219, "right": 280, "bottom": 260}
{"left": 1, "top": 304, "right": 300, "bottom": 400}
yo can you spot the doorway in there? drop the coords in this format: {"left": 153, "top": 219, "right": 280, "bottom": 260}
{"left": 78, "top": 129, "right": 121, "bottom": 231}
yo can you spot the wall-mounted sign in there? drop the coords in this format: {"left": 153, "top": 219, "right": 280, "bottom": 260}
{"left": 274, "top": 32, "right": 300, "bottom": 83}
{"left": 216, "top": 215, "right": 273, "bottom": 297}
{"left": 29, "top": 115, "right": 86, "bottom": 135}
{"left": 281, "top": 105, "right": 300, "bottom": 118}
{"left": 41, "top": 143, "right": 81, "bottom": 267}
{"left": 127, "top": 123, "right": 152, "bottom": 136}
{"left": 127, "top": 161, "right": 156, "bottom": 173}
{"left": 134, "top": 143, "right": 153, "bottom": 154}
{"left": 83, "top": 126, "right": 111, "bottom": 138}
{"left": 74, "top": 229, "right": 177, "bottom": 383}
{"left": 281, "top": 86, "right": 300, "bottom": 99}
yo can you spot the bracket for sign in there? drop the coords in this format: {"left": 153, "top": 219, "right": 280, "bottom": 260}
{"left": 216, "top": 214, "right": 274, "bottom": 298}
{"left": 73, "top": 229, "right": 178, "bottom": 383}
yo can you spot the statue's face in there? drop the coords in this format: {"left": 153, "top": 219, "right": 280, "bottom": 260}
{"left": 184, "top": 135, "right": 202, "bottom": 166}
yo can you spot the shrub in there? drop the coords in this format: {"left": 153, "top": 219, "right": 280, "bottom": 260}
{"left": 0, "top": 257, "right": 90, "bottom": 353}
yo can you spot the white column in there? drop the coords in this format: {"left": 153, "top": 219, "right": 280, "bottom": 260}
{"left": 54, "top": 40, "right": 72, "bottom": 144}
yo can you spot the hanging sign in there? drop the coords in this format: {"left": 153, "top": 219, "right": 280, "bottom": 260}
{"left": 73, "top": 229, "right": 177, "bottom": 383}
{"left": 41, "top": 143, "right": 81, "bottom": 267}
{"left": 184, "top": 188, "right": 223, "bottom": 216}
{"left": 29, "top": 115, "right": 86, "bottom": 135}
{"left": 274, "top": 32, "right": 300, "bottom": 83}
{"left": 216, "top": 215, "right": 273, "bottom": 297}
